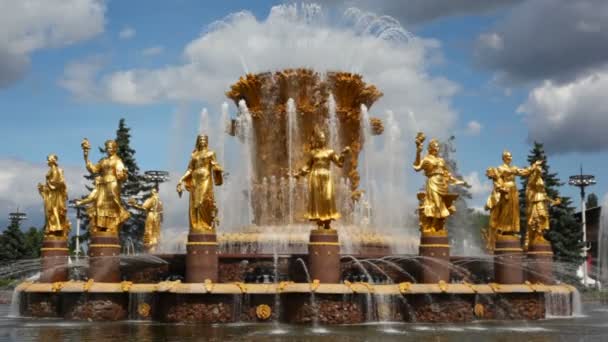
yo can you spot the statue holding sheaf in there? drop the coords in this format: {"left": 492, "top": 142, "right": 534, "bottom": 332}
{"left": 38, "top": 154, "right": 71, "bottom": 239}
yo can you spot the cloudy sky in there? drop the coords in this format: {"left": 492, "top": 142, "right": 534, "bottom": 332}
{"left": 1, "top": 0, "right": 608, "bottom": 230}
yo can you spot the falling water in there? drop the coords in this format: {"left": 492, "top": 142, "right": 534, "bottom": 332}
{"left": 219, "top": 102, "right": 229, "bottom": 169}
{"left": 199, "top": 107, "right": 210, "bottom": 134}
{"left": 287, "top": 98, "right": 298, "bottom": 224}
{"left": 238, "top": 99, "right": 255, "bottom": 226}
{"left": 359, "top": 104, "right": 373, "bottom": 227}
{"left": 327, "top": 93, "right": 340, "bottom": 151}
{"left": 598, "top": 207, "right": 608, "bottom": 288}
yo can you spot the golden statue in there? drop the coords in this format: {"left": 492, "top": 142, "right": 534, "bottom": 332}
{"left": 76, "top": 138, "right": 130, "bottom": 235}
{"left": 482, "top": 151, "right": 532, "bottom": 251}
{"left": 129, "top": 189, "right": 163, "bottom": 252}
{"left": 295, "top": 126, "right": 350, "bottom": 229}
{"left": 413, "top": 132, "right": 464, "bottom": 235}
{"left": 176, "top": 134, "right": 223, "bottom": 233}
{"left": 38, "top": 154, "right": 71, "bottom": 239}
{"left": 524, "top": 160, "right": 560, "bottom": 250}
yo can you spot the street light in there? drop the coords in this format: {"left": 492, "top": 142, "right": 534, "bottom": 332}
{"left": 144, "top": 170, "right": 170, "bottom": 191}
{"left": 569, "top": 166, "right": 596, "bottom": 287}
{"left": 8, "top": 210, "right": 27, "bottom": 227}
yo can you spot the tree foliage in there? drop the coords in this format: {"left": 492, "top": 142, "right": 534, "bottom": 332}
{"left": 586, "top": 193, "right": 599, "bottom": 209}
{"left": 0, "top": 218, "right": 43, "bottom": 263}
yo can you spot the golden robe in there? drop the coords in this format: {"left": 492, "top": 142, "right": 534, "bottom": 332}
{"left": 40, "top": 165, "right": 70, "bottom": 237}
{"left": 85, "top": 155, "right": 130, "bottom": 233}
{"left": 487, "top": 164, "right": 528, "bottom": 234}
{"left": 417, "top": 155, "right": 454, "bottom": 219}
{"left": 141, "top": 194, "right": 163, "bottom": 247}
{"left": 183, "top": 150, "right": 221, "bottom": 232}
{"left": 301, "top": 148, "right": 344, "bottom": 222}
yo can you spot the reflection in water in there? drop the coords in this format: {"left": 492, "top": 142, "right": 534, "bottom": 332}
{"left": 1, "top": 304, "right": 608, "bottom": 342}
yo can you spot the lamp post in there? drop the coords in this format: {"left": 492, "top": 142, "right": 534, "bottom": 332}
{"left": 8, "top": 210, "right": 27, "bottom": 227}
{"left": 69, "top": 199, "right": 85, "bottom": 258}
{"left": 144, "top": 170, "right": 169, "bottom": 191}
{"left": 569, "top": 167, "right": 596, "bottom": 287}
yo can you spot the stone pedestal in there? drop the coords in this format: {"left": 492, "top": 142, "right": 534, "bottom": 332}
{"left": 527, "top": 241, "right": 554, "bottom": 284}
{"left": 88, "top": 234, "right": 121, "bottom": 282}
{"left": 418, "top": 234, "right": 450, "bottom": 283}
{"left": 308, "top": 229, "right": 340, "bottom": 283}
{"left": 40, "top": 238, "right": 69, "bottom": 283}
{"left": 494, "top": 235, "right": 524, "bottom": 284}
{"left": 186, "top": 232, "right": 218, "bottom": 283}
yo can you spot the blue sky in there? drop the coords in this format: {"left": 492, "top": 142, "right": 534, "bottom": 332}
{"left": 1, "top": 0, "right": 607, "bottom": 228}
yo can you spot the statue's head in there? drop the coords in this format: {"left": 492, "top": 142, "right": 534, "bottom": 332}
{"left": 105, "top": 140, "right": 118, "bottom": 156}
{"left": 151, "top": 188, "right": 158, "bottom": 195}
{"left": 428, "top": 139, "right": 440, "bottom": 155}
{"left": 313, "top": 125, "right": 327, "bottom": 148}
{"left": 47, "top": 154, "right": 58, "bottom": 166}
{"left": 502, "top": 150, "right": 512, "bottom": 164}
{"left": 196, "top": 134, "right": 209, "bottom": 150}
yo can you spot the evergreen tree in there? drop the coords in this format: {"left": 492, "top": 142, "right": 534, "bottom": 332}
{"left": 81, "top": 119, "right": 153, "bottom": 252}
{"left": 0, "top": 220, "right": 27, "bottom": 262}
{"left": 586, "top": 193, "right": 599, "bottom": 208}
{"left": 440, "top": 136, "right": 481, "bottom": 253}
{"left": 23, "top": 227, "right": 44, "bottom": 259}
{"left": 114, "top": 118, "right": 154, "bottom": 252}
{"left": 519, "top": 142, "right": 584, "bottom": 265}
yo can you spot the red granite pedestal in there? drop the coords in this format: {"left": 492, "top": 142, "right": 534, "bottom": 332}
{"left": 186, "top": 232, "right": 219, "bottom": 283}
{"left": 494, "top": 235, "right": 524, "bottom": 284}
{"left": 308, "top": 229, "right": 340, "bottom": 283}
{"left": 418, "top": 234, "right": 450, "bottom": 283}
{"left": 40, "top": 238, "right": 69, "bottom": 283}
{"left": 527, "top": 241, "right": 554, "bottom": 284}
{"left": 88, "top": 234, "right": 121, "bottom": 282}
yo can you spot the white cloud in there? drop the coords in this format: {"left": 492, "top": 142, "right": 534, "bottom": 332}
{"left": 518, "top": 67, "right": 608, "bottom": 153}
{"left": 463, "top": 171, "right": 492, "bottom": 209}
{"left": 58, "top": 56, "right": 104, "bottom": 100}
{"left": 478, "top": 32, "right": 503, "bottom": 50}
{"left": 141, "top": 46, "right": 164, "bottom": 56}
{"left": 464, "top": 120, "right": 482, "bottom": 136}
{"left": 0, "top": 159, "right": 87, "bottom": 228}
{"left": 119, "top": 26, "right": 136, "bottom": 40}
{"left": 68, "top": 4, "right": 458, "bottom": 140}
{"left": 0, "top": 0, "right": 106, "bottom": 87}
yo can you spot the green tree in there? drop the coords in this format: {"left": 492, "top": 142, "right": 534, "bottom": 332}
{"left": 23, "top": 227, "right": 44, "bottom": 259}
{"left": 81, "top": 119, "right": 153, "bottom": 253}
{"left": 519, "top": 142, "right": 584, "bottom": 265}
{"left": 586, "top": 193, "right": 599, "bottom": 208}
{"left": 0, "top": 220, "right": 27, "bottom": 262}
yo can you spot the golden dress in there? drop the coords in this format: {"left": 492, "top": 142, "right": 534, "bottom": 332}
{"left": 141, "top": 193, "right": 163, "bottom": 247}
{"left": 85, "top": 155, "right": 130, "bottom": 233}
{"left": 301, "top": 148, "right": 344, "bottom": 222}
{"left": 182, "top": 150, "right": 221, "bottom": 232}
{"left": 39, "top": 164, "right": 70, "bottom": 237}
{"left": 416, "top": 155, "right": 454, "bottom": 220}
{"left": 525, "top": 166, "right": 550, "bottom": 237}
{"left": 487, "top": 164, "right": 528, "bottom": 234}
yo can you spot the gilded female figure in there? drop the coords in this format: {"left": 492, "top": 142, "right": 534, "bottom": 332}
{"left": 38, "top": 154, "right": 71, "bottom": 238}
{"left": 524, "top": 160, "right": 560, "bottom": 249}
{"left": 77, "top": 139, "right": 130, "bottom": 235}
{"left": 295, "top": 127, "right": 350, "bottom": 229}
{"left": 413, "top": 133, "right": 464, "bottom": 234}
{"left": 129, "top": 189, "right": 163, "bottom": 252}
{"left": 176, "top": 135, "right": 223, "bottom": 232}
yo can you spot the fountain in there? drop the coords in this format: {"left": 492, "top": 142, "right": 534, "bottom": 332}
{"left": 12, "top": 68, "right": 578, "bottom": 324}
